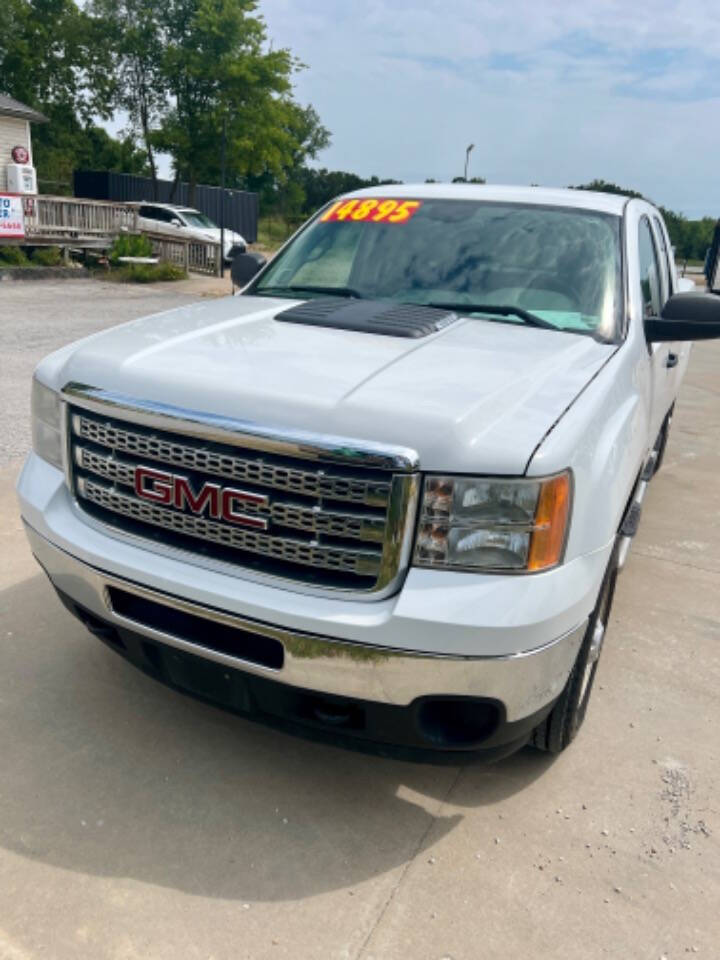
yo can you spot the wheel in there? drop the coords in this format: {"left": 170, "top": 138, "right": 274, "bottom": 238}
{"left": 652, "top": 405, "right": 674, "bottom": 476}
{"left": 531, "top": 551, "right": 619, "bottom": 753}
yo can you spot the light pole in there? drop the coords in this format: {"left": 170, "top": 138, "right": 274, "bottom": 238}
{"left": 220, "top": 112, "right": 227, "bottom": 279}
{"left": 464, "top": 143, "right": 475, "bottom": 182}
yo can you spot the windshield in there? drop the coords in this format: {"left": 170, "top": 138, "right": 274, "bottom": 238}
{"left": 252, "top": 199, "right": 623, "bottom": 338}
{"left": 180, "top": 210, "right": 217, "bottom": 229}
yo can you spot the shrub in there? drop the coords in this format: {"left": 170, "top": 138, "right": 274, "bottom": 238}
{"left": 0, "top": 245, "right": 30, "bottom": 266}
{"left": 30, "top": 246, "right": 63, "bottom": 266}
{"left": 109, "top": 232, "right": 154, "bottom": 263}
{"left": 114, "top": 262, "right": 186, "bottom": 283}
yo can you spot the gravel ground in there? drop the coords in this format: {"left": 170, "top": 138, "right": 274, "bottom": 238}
{"left": 1, "top": 277, "right": 719, "bottom": 958}
{"left": 0, "top": 278, "right": 215, "bottom": 466}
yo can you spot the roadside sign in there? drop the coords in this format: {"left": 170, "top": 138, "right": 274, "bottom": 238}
{"left": 0, "top": 195, "right": 25, "bottom": 239}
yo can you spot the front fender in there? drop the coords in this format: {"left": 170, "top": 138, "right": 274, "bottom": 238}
{"left": 527, "top": 339, "right": 652, "bottom": 561}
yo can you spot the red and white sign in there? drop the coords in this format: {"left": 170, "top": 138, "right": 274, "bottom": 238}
{"left": 11, "top": 145, "right": 30, "bottom": 164}
{"left": 0, "top": 195, "right": 25, "bottom": 239}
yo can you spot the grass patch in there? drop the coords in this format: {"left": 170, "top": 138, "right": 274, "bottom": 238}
{"left": 109, "top": 233, "right": 154, "bottom": 263}
{"left": 112, "top": 261, "right": 187, "bottom": 283}
{"left": 30, "top": 246, "right": 63, "bottom": 266}
{"left": 256, "top": 215, "right": 303, "bottom": 249}
{"left": 0, "top": 245, "right": 30, "bottom": 266}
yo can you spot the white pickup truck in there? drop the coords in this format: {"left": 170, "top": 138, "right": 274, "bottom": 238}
{"left": 18, "top": 185, "right": 720, "bottom": 761}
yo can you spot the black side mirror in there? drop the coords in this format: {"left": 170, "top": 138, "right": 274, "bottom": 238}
{"left": 231, "top": 251, "right": 267, "bottom": 288}
{"left": 645, "top": 292, "right": 720, "bottom": 342}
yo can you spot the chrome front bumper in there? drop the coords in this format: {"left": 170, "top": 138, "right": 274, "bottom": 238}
{"left": 25, "top": 523, "right": 586, "bottom": 723}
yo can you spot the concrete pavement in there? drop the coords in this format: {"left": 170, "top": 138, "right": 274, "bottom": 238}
{"left": 0, "top": 287, "right": 718, "bottom": 959}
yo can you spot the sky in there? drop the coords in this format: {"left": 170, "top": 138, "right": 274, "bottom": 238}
{"left": 255, "top": 0, "right": 720, "bottom": 218}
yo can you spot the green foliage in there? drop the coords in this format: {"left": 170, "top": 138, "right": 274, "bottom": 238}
{"left": 0, "top": 0, "right": 147, "bottom": 191}
{"left": 572, "top": 178, "right": 644, "bottom": 200}
{"left": 109, "top": 233, "right": 154, "bottom": 263}
{"left": 30, "top": 246, "right": 62, "bottom": 265}
{"left": 252, "top": 168, "right": 403, "bottom": 221}
{"left": 32, "top": 105, "right": 149, "bottom": 193}
{"left": 0, "top": 0, "right": 112, "bottom": 118}
{"left": 572, "top": 180, "right": 715, "bottom": 262}
{"left": 89, "top": 0, "right": 331, "bottom": 201}
{"left": 0, "top": 246, "right": 30, "bottom": 266}
{"left": 113, "top": 262, "right": 187, "bottom": 282}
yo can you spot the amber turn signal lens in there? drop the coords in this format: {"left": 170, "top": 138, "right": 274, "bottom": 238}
{"left": 527, "top": 473, "right": 571, "bottom": 571}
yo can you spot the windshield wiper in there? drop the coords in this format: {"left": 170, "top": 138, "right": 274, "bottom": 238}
{"left": 256, "top": 284, "right": 363, "bottom": 299}
{"left": 428, "top": 302, "right": 558, "bottom": 331}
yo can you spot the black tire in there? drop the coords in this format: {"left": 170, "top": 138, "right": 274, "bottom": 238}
{"left": 531, "top": 551, "right": 619, "bottom": 754}
{"left": 652, "top": 405, "right": 674, "bottom": 476}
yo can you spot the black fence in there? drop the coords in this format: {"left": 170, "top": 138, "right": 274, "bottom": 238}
{"left": 73, "top": 170, "right": 259, "bottom": 242}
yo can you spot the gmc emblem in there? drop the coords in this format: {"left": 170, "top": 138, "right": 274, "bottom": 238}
{"left": 134, "top": 465, "right": 269, "bottom": 531}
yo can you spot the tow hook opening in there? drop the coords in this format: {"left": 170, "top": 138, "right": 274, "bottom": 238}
{"left": 416, "top": 698, "right": 500, "bottom": 748}
{"left": 306, "top": 696, "right": 365, "bottom": 732}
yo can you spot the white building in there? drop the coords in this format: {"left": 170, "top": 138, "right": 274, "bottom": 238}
{"left": 0, "top": 94, "right": 47, "bottom": 193}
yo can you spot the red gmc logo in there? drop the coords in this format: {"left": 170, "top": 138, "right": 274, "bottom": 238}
{"left": 134, "top": 465, "right": 269, "bottom": 531}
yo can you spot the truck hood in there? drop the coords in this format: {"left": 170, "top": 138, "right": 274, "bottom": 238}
{"left": 51, "top": 295, "right": 617, "bottom": 474}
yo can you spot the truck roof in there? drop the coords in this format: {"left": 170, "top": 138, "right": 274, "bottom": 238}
{"left": 343, "top": 183, "right": 632, "bottom": 216}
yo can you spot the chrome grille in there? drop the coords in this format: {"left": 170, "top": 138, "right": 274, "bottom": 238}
{"left": 74, "top": 447, "right": 386, "bottom": 542}
{"left": 74, "top": 416, "right": 390, "bottom": 506}
{"left": 67, "top": 401, "right": 419, "bottom": 595}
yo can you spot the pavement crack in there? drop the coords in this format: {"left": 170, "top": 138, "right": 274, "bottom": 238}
{"left": 354, "top": 766, "right": 464, "bottom": 960}
{"left": 631, "top": 548, "right": 720, "bottom": 577}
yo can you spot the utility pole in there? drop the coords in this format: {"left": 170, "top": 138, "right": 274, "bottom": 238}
{"left": 220, "top": 112, "right": 227, "bottom": 279}
{"left": 464, "top": 143, "right": 475, "bottom": 182}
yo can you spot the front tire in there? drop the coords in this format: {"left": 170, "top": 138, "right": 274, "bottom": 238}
{"left": 531, "top": 550, "right": 619, "bottom": 753}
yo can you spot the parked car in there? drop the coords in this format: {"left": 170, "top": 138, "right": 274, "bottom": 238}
{"left": 18, "top": 185, "right": 720, "bottom": 761}
{"left": 135, "top": 202, "right": 246, "bottom": 262}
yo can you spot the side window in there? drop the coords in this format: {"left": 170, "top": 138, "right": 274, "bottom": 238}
{"left": 142, "top": 206, "right": 174, "bottom": 223}
{"left": 653, "top": 216, "right": 674, "bottom": 296}
{"left": 638, "top": 217, "right": 662, "bottom": 319}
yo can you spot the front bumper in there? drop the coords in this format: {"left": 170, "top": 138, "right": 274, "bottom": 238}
{"left": 18, "top": 453, "right": 614, "bottom": 755}
{"left": 25, "top": 522, "right": 587, "bottom": 755}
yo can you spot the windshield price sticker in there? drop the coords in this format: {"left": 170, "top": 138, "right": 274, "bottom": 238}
{"left": 320, "top": 198, "right": 422, "bottom": 224}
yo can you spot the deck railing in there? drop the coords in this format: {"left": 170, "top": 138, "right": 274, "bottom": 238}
{"left": 19, "top": 196, "right": 221, "bottom": 275}
{"left": 24, "top": 195, "right": 138, "bottom": 240}
{"left": 142, "top": 231, "right": 222, "bottom": 277}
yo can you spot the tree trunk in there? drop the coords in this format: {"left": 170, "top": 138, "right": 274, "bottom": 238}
{"left": 140, "top": 105, "right": 158, "bottom": 199}
{"left": 168, "top": 170, "right": 181, "bottom": 203}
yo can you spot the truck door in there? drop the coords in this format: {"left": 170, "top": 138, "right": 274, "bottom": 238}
{"left": 638, "top": 216, "right": 677, "bottom": 444}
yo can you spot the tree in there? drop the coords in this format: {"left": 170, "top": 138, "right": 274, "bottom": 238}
{"left": 90, "top": 0, "right": 168, "bottom": 191}
{"left": 0, "top": 0, "right": 140, "bottom": 190}
{"left": 571, "top": 179, "right": 713, "bottom": 260}
{"left": 571, "top": 178, "right": 644, "bottom": 200}
{"left": 144, "top": 0, "right": 300, "bottom": 202}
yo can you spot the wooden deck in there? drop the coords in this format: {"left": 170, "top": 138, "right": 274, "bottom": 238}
{"left": 11, "top": 195, "right": 222, "bottom": 275}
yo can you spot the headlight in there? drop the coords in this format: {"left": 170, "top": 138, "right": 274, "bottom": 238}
{"left": 413, "top": 472, "right": 571, "bottom": 573}
{"left": 31, "top": 377, "right": 64, "bottom": 470}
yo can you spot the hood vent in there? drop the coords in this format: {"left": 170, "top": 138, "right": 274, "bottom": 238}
{"left": 276, "top": 298, "right": 458, "bottom": 339}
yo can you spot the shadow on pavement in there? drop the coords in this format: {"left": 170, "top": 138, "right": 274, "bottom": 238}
{"left": 0, "top": 572, "right": 554, "bottom": 902}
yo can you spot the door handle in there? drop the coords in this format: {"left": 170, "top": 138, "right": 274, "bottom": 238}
{"left": 666, "top": 352, "right": 679, "bottom": 369}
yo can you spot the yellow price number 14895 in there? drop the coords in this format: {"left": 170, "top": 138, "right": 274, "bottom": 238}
{"left": 320, "top": 198, "right": 422, "bottom": 224}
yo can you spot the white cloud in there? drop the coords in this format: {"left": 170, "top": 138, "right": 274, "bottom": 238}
{"left": 260, "top": 0, "right": 720, "bottom": 217}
